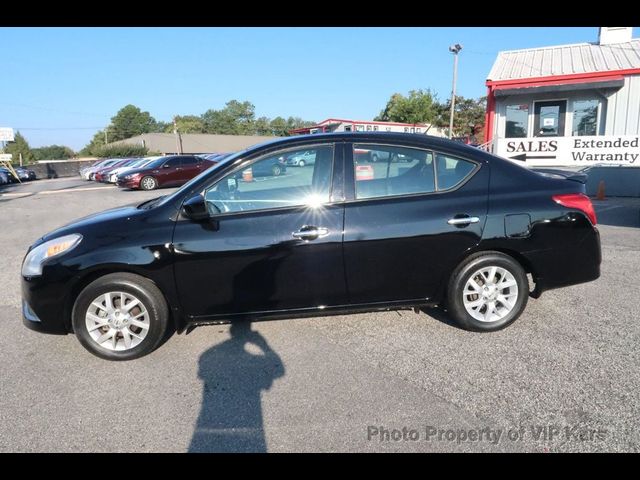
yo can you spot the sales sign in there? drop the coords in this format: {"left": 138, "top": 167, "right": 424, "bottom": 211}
{"left": 495, "top": 135, "right": 640, "bottom": 167}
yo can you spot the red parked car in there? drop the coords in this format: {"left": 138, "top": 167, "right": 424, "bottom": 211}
{"left": 115, "top": 155, "right": 215, "bottom": 190}
{"left": 93, "top": 159, "right": 134, "bottom": 183}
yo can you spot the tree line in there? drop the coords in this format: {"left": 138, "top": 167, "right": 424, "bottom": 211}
{"left": 80, "top": 101, "right": 317, "bottom": 156}
{"left": 3, "top": 91, "right": 486, "bottom": 163}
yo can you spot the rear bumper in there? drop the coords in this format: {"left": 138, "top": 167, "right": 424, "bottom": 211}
{"left": 526, "top": 225, "right": 601, "bottom": 294}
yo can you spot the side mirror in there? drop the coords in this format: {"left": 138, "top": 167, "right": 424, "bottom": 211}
{"left": 181, "top": 194, "right": 210, "bottom": 221}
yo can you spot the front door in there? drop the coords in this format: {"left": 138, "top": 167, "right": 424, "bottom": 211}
{"left": 343, "top": 142, "right": 489, "bottom": 304}
{"left": 155, "top": 156, "right": 183, "bottom": 187}
{"left": 534, "top": 100, "right": 566, "bottom": 137}
{"left": 172, "top": 143, "right": 347, "bottom": 320}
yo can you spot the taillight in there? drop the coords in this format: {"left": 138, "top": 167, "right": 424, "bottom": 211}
{"left": 552, "top": 193, "right": 597, "bottom": 225}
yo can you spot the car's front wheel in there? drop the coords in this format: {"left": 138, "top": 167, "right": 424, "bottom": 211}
{"left": 72, "top": 273, "right": 170, "bottom": 360}
{"left": 272, "top": 165, "right": 282, "bottom": 176}
{"left": 140, "top": 176, "right": 158, "bottom": 190}
{"left": 446, "top": 252, "right": 528, "bottom": 332}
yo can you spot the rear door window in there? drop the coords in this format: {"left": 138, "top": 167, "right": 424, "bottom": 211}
{"left": 353, "top": 144, "right": 435, "bottom": 199}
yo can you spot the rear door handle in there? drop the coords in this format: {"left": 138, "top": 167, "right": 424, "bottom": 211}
{"left": 448, "top": 216, "right": 480, "bottom": 226}
{"left": 292, "top": 226, "right": 329, "bottom": 240}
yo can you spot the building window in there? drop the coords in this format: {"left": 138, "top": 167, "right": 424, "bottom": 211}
{"left": 366, "top": 125, "right": 372, "bottom": 131}
{"left": 373, "top": 125, "right": 379, "bottom": 131}
{"left": 572, "top": 99, "right": 598, "bottom": 136}
{"left": 404, "top": 127, "right": 410, "bottom": 132}
{"left": 344, "top": 125, "right": 352, "bottom": 132}
{"left": 505, "top": 104, "right": 529, "bottom": 138}
{"left": 356, "top": 125, "right": 364, "bottom": 132}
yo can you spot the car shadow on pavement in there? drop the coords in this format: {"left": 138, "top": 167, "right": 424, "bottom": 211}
{"left": 419, "top": 306, "right": 461, "bottom": 329}
{"left": 189, "top": 321, "right": 285, "bottom": 453}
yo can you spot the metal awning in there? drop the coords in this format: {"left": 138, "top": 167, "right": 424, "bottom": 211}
{"left": 494, "top": 78, "right": 624, "bottom": 97}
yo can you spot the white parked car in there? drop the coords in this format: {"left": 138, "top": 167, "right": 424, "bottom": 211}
{"left": 108, "top": 157, "right": 160, "bottom": 183}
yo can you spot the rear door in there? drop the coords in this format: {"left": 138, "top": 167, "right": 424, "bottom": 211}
{"left": 342, "top": 142, "right": 489, "bottom": 304}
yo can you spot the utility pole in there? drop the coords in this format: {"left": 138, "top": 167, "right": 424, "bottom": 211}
{"left": 448, "top": 43, "right": 463, "bottom": 139}
{"left": 173, "top": 117, "right": 183, "bottom": 154}
{"left": 104, "top": 128, "right": 108, "bottom": 145}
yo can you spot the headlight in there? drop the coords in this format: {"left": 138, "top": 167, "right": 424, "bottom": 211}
{"left": 22, "top": 234, "right": 83, "bottom": 277}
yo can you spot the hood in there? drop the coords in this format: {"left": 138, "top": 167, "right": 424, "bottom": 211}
{"left": 41, "top": 203, "right": 145, "bottom": 243}
{"left": 117, "top": 166, "right": 161, "bottom": 177}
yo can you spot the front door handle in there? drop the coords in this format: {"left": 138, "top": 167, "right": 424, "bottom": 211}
{"left": 447, "top": 216, "right": 480, "bottom": 226}
{"left": 292, "top": 226, "right": 330, "bottom": 240}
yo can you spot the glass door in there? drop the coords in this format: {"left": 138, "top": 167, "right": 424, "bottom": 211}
{"left": 534, "top": 100, "right": 566, "bottom": 137}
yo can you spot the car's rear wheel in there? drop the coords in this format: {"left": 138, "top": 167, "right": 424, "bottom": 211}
{"left": 446, "top": 252, "right": 528, "bottom": 331}
{"left": 271, "top": 165, "right": 282, "bottom": 176}
{"left": 140, "top": 176, "right": 158, "bottom": 190}
{"left": 72, "top": 273, "right": 169, "bottom": 360}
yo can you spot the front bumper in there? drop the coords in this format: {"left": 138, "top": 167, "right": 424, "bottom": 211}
{"left": 116, "top": 177, "right": 142, "bottom": 189}
{"left": 22, "top": 274, "right": 70, "bottom": 335}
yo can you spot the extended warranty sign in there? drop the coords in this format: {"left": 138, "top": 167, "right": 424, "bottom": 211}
{"left": 495, "top": 135, "right": 640, "bottom": 167}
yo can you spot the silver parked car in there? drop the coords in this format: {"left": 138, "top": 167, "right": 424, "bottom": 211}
{"left": 286, "top": 150, "right": 316, "bottom": 167}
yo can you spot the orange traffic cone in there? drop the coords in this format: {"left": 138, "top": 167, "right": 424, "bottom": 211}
{"left": 242, "top": 168, "right": 253, "bottom": 182}
{"left": 596, "top": 180, "right": 606, "bottom": 200}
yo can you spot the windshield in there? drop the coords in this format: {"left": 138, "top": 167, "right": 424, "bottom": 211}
{"left": 146, "top": 157, "right": 171, "bottom": 169}
{"left": 151, "top": 152, "right": 239, "bottom": 209}
{"left": 126, "top": 158, "right": 147, "bottom": 168}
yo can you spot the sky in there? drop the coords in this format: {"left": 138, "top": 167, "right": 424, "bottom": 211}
{"left": 0, "top": 26, "right": 637, "bottom": 150}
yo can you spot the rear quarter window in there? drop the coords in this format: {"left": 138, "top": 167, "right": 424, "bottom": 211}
{"left": 435, "top": 154, "right": 476, "bottom": 190}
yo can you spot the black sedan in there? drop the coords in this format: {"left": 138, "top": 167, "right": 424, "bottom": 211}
{"left": 21, "top": 132, "right": 600, "bottom": 360}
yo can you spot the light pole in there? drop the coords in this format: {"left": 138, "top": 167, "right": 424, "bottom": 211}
{"left": 448, "top": 43, "right": 463, "bottom": 139}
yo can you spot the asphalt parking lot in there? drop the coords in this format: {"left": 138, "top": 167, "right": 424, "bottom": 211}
{"left": 1, "top": 177, "right": 639, "bottom": 452}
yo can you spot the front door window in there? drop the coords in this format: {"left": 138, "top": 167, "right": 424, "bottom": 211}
{"left": 534, "top": 100, "right": 566, "bottom": 137}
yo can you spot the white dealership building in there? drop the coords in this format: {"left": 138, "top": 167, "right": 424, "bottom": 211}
{"left": 485, "top": 27, "right": 640, "bottom": 168}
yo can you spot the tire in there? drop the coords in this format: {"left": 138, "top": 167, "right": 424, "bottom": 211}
{"left": 298, "top": 160, "right": 305, "bottom": 167}
{"left": 72, "top": 273, "right": 170, "bottom": 360}
{"left": 446, "top": 252, "right": 528, "bottom": 332}
{"left": 140, "top": 176, "right": 158, "bottom": 191}
{"left": 271, "top": 165, "right": 282, "bottom": 176}
{"left": 371, "top": 154, "right": 379, "bottom": 163}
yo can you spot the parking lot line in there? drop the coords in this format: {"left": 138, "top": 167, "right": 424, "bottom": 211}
{"left": 39, "top": 186, "right": 114, "bottom": 195}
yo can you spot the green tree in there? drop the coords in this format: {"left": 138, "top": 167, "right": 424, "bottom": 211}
{"left": 3, "top": 131, "right": 34, "bottom": 164}
{"left": 94, "top": 144, "right": 149, "bottom": 158}
{"left": 201, "top": 100, "right": 256, "bottom": 135}
{"left": 253, "top": 116, "right": 272, "bottom": 136}
{"left": 32, "top": 145, "right": 75, "bottom": 161}
{"left": 269, "top": 116, "right": 288, "bottom": 136}
{"left": 165, "top": 115, "right": 206, "bottom": 134}
{"left": 436, "top": 96, "right": 486, "bottom": 139}
{"left": 375, "top": 89, "right": 439, "bottom": 124}
{"left": 80, "top": 129, "right": 107, "bottom": 156}
{"left": 286, "top": 116, "right": 315, "bottom": 133}
{"left": 108, "top": 104, "right": 159, "bottom": 141}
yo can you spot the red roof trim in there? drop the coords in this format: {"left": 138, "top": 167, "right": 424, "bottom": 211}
{"left": 486, "top": 68, "right": 640, "bottom": 88}
{"left": 492, "top": 74, "right": 626, "bottom": 91}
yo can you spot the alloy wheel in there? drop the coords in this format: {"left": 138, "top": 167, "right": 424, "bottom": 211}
{"left": 462, "top": 266, "right": 519, "bottom": 323}
{"left": 85, "top": 291, "right": 150, "bottom": 351}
